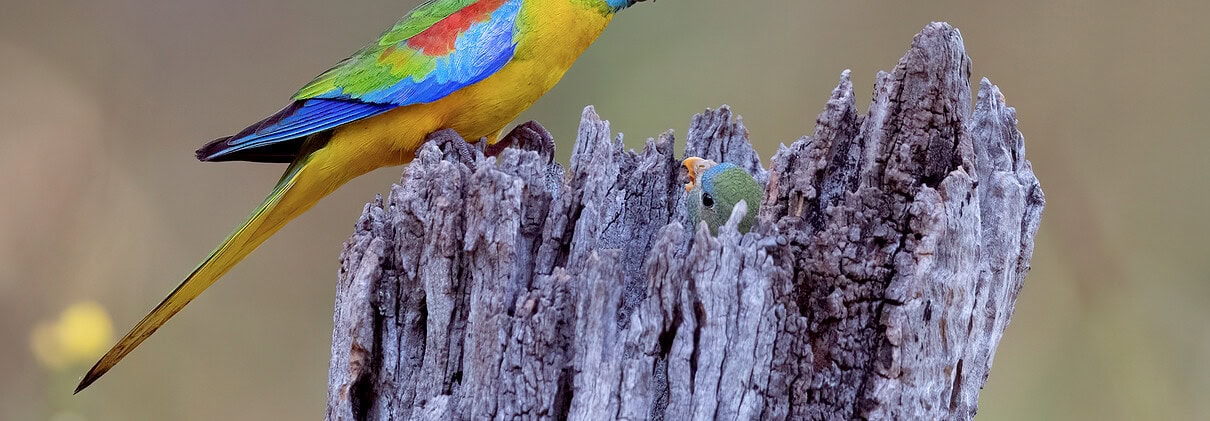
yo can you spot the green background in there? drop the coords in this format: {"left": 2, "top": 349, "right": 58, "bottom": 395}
{"left": 2, "top": 1, "right": 1206, "bottom": 419}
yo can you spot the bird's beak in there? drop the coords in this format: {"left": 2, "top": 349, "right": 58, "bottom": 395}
{"left": 684, "top": 157, "right": 706, "bottom": 180}
{"left": 682, "top": 156, "right": 713, "bottom": 192}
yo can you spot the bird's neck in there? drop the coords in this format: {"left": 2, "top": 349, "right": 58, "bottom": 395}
{"left": 515, "top": 0, "right": 615, "bottom": 62}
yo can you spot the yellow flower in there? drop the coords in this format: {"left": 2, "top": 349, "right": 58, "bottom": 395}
{"left": 31, "top": 301, "right": 113, "bottom": 370}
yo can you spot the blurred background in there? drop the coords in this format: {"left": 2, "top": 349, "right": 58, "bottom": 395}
{"left": 1, "top": 0, "right": 1206, "bottom": 419}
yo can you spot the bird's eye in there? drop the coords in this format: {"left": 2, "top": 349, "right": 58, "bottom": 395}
{"left": 702, "top": 193, "right": 714, "bottom": 208}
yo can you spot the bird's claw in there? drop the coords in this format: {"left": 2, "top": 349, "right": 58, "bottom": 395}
{"left": 426, "top": 128, "right": 481, "bottom": 167}
{"left": 487, "top": 121, "right": 556, "bottom": 163}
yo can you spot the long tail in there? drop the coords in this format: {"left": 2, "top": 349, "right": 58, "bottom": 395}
{"left": 75, "top": 142, "right": 350, "bottom": 393}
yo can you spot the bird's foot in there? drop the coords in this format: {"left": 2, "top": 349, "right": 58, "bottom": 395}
{"left": 485, "top": 121, "right": 556, "bottom": 163}
{"left": 426, "top": 128, "right": 482, "bottom": 167}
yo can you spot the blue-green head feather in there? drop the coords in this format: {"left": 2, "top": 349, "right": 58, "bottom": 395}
{"left": 604, "top": 0, "right": 648, "bottom": 12}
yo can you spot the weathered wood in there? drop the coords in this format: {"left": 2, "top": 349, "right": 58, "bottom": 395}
{"left": 326, "top": 22, "right": 1043, "bottom": 421}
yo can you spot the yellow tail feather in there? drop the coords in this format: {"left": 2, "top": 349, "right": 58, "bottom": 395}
{"left": 75, "top": 150, "right": 347, "bottom": 393}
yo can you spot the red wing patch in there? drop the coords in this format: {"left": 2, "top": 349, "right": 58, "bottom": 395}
{"left": 406, "top": 0, "right": 508, "bottom": 56}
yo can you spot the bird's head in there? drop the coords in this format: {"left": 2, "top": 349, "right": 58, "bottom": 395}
{"left": 683, "top": 157, "right": 764, "bottom": 235}
{"left": 604, "top": 0, "right": 650, "bottom": 12}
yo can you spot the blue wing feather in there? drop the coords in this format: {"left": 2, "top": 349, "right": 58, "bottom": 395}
{"left": 197, "top": 99, "right": 393, "bottom": 161}
{"left": 198, "top": 0, "right": 522, "bottom": 162}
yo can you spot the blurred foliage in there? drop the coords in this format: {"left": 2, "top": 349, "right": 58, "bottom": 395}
{"left": 1, "top": 0, "right": 1208, "bottom": 420}
{"left": 31, "top": 302, "right": 113, "bottom": 371}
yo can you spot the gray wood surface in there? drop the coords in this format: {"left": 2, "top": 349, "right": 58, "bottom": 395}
{"left": 326, "top": 22, "right": 1044, "bottom": 421}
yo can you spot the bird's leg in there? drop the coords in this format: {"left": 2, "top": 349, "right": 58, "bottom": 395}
{"left": 485, "top": 121, "right": 556, "bottom": 163}
{"left": 425, "top": 128, "right": 482, "bottom": 167}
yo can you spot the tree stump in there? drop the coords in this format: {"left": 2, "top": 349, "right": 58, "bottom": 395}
{"left": 326, "top": 22, "right": 1044, "bottom": 421}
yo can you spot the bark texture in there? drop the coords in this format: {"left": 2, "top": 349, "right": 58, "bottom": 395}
{"left": 326, "top": 22, "right": 1044, "bottom": 421}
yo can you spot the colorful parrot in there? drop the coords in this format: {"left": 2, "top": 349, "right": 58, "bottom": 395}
{"left": 76, "top": 0, "right": 648, "bottom": 393}
{"left": 683, "top": 157, "right": 763, "bottom": 235}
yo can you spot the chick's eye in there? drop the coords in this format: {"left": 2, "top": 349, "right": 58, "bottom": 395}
{"left": 702, "top": 192, "right": 714, "bottom": 208}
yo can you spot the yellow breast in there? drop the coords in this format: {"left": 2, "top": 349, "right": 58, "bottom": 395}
{"left": 328, "top": 0, "right": 615, "bottom": 173}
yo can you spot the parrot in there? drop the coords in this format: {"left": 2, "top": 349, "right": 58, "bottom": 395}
{"left": 76, "top": 0, "right": 649, "bottom": 393}
{"left": 683, "top": 157, "right": 763, "bottom": 235}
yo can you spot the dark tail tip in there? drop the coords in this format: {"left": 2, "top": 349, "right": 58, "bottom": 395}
{"left": 196, "top": 136, "right": 233, "bottom": 162}
{"left": 73, "top": 363, "right": 108, "bottom": 394}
